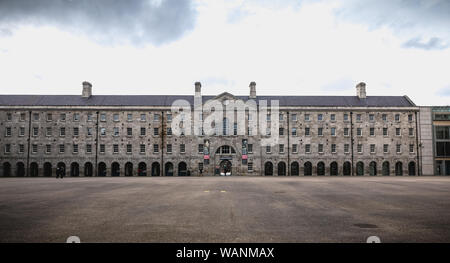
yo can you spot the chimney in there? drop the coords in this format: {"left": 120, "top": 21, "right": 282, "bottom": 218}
{"left": 356, "top": 82, "right": 366, "bottom": 99}
{"left": 82, "top": 81, "right": 92, "bottom": 98}
{"left": 195, "top": 82, "right": 202, "bottom": 97}
{"left": 249, "top": 81, "right": 256, "bottom": 99}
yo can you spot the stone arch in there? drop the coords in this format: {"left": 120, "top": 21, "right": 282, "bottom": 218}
{"left": 330, "top": 162, "right": 338, "bottom": 176}
{"left": 369, "top": 161, "right": 377, "bottom": 176}
{"left": 152, "top": 162, "right": 161, "bottom": 176}
{"left": 291, "top": 161, "right": 299, "bottom": 176}
{"left": 138, "top": 162, "right": 147, "bottom": 176}
{"left": 304, "top": 162, "right": 312, "bottom": 176}
{"left": 317, "top": 161, "right": 325, "bottom": 176}
{"left": 277, "top": 161, "right": 286, "bottom": 176}
{"left": 57, "top": 162, "right": 66, "bottom": 177}
{"left": 395, "top": 161, "right": 403, "bottom": 176}
{"left": 408, "top": 161, "right": 416, "bottom": 176}
{"left": 356, "top": 161, "right": 364, "bottom": 176}
{"left": 44, "top": 162, "right": 52, "bottom": 177}
{"left": 84, "top": 162, "right": 93, "bottom": 177}
{"left": 264, "top": 162, "right": 273, "bottom": 176}
{"left": 165, "top": 162, "right": 173, "bottom": 176}
{"left": 178, "top": 162, "right": 187, "bottom": 176}
{"left": 16, "top": 162, "right": 25, "bottom": 177}
{"left": 111, "top": 162, "right": 120, "bottom": 177}
{"left": 343, "top": 161, "right": 351, "bottom": 176}
{"left": 30, "top": 162, "right": 39, "bottom": 177}
{"left": 125, "top": 162, "right": 133, "bottom": 177}
{"left": 98, "top": 162, "right": 107, "bottom": 176}
{"left": 382, "top": 161, "right": 390, "bottom": 176}
{"left": 70, "top": 162, "right": 79, "bottom": 177}
{"left": 3, "top": 162, "right": 11, "bottom": 177}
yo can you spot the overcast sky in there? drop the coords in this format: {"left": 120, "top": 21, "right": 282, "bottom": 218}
{"left": 0, "top": 0, "right": 449, "bottom": 106}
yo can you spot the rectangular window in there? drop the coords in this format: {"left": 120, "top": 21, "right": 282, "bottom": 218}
{"left": 331, "top": 127, "right": 336, "bottom": 136}
{"left": 46, "top": 127, "right": 52, "bottom": 136}
{"left": 140, "top": 114, "right": 146, "bottom": 121}
{"left": 113, "top": 114, "right": 119, "bottom": 122}
{"left": 114, "top": 127, "right": 119, "bottom": 136}
{"left": 73, "top": 127, "right": 79, "bottom": 136}
{"left": 234, "top": 123, "right": 238, "bottom": 136}
{"left": 248, "top": 144, "right": 253, "bottom": 153}
{"left": 19, "top": 144, "right": 25, "bottom": 153}
{"left": 304, "top": 114, "right": 310, "bottom": 121}
{"left": 87, "top": 127, "right": 93, "bottom": 136}
{"left": 87, "top": 113, "right": 93, "bottom": 122}
{"left": 370, "top": 127, "right": 375, "bottom": 136}
{"left": 305, "top": 144, "right": 311, "bottom": 153}
{"left": 266, "top": 113, "right": 271, "bottom": 121}
{"left": 33, "top": 113, "right": 39, "bottom": 121}
{"left": 198, "top": 144, "right": 204, "bottom": 154}
{"left": 330, "top": 114, "right": 335, "bottom": 121}
{"left": 292, "top": 127, "right": 297, "bottom": 136}
{"left": 167, "top": 128, "right": 172, "bottom": 136}
{"left": 291, "top": 114, "right": 297, "bottom": 121}
{"left": 357, "top": 144, "right": 363, "bottom": 153}
{"left": 60, "top": 127, "right": 66, "bottom": 136}
{"left": 247, "top": 127, "right": 252, "bottom": 136}
{"left": 100, "top": 113, "right": 106, "bottom": 122}
{"left": 408, "top": 114, "right": 413, "bottom": 122}
{"left": 32, "top": 144, "right": 37, "bottom": 154}
{"left": 318, "top": 144, "right": 323, "bottom": 153}
{"left": 395, "top": 114, "right": 400, "bottom": 122}
{"left": 153, "top": 144, "right": 159, "bottom": 153}
{"left": 100, "top": 127, "right": 106, "bottom": 136}
{"left": 47, "top": 113, "right": 52, "bottom": 121}
{"left": 435, "top": 127, "right": 450, "bottom": 139}
{"left": 384, "top": 144, "right": 389, "bottom": 153}
{"left": 113, "top": 144, "right": 119, "bottom": 153}
{"left": 409, "top": 144, "right": 414, "bottom": 153}
{"left": 46, "top": 144, "right": 51, "bottom": 154}
{"left": 409, "top": 128, "right": 414, "bottom": 136}
{"left": 344, "top": 127, "right": 349, "bottom": 136}
{"left": 100, "top": 144, "right": 105, "bottom": 153}
{"left": 73, "top": 113, "right": 80, "bottom": 122}
{"left": 199, "top": 162, "right": 204, "bottom": 171}
{"left": 436, "top": 142, "right": 450, "bottom": 157}
{"left": 383, "top": 127, "right": 388, "bottom": 136}
{"left": 279, "top": 127, "right": 284, "bottom": 136}
{"left": 344, "top": 144, "right": 349, "bottom": 153}
{"left": 20, "top": 113, "right": 26, "bottom": 121}
{"left": 127, "top": 144, "right": 132, "bottom": 153}
{"left": 140, "top": 144, "right": 145, "bottom": 153}
{"left": 266, "top": 128, "right": 271, "bottom": 136}
{"left": 180, "top": 144, "right": 186, "bottom": 153}
{"left": 357, "top": 128, "right": 362, "bottom": 136}
{"left": 60, "top": 113, "right": 66, "bottom": 121}
{"left": 86, "top": 144, "right": 92, "bottom": 153}
{"left": 318, "top": 127, "right": 323, "bottom": 136}
{"left": 266, "top": 145, "right": 271, "bottom": 153}
{"left": 343, "top": 114, "right": 349, "bottom": 121}
{"left": 382, "top": 114, "right": 387, "bottom": 121}
{"left": 5, "top": 127, "right": 12, "bottom": 137}
{"left": 279, "top": 144, "right": 284, "bottom": 153}
{"left": 305, "top": 127, "right": 310, "bottom": 136}
{"left": 154, "top": 114, "right": 160, "bottom": 122}
{"left": 141, "top": 127, "right": 146, "bottom": 136}
{"left": 127, "top": 114, "right": 133, "bottom": 122}
{"left": 318, "top": 114, "right": 323, "bottom": 121}
{"left": 396, "top": 128, "right": 401, "bottom": 136}
{"left": 369, "top": 114, "right": 374, "bottom": 122}
{"left": 19, "top": 127, "right": 25, "bottom": 137}
{"left": 59, "top": 144, "right": 65, "bottom": 153}
{"left": 127, "top": 127, "right": 132, "bottom": 136}
{"left": 33, "top": 127, "right": 38, "bottom": 137}
{"left": 167, "top": 114, "right": 172, "bottom": 122}
{"left": 292, "top": 144, "right": 298, "bottom": 153}
{"left": 356, "top": 114, "right": 361, "bottom": 121}
{"left": 279, "top": 113, "right": 283, "bottom": 121}
{"left": 7, "top": 113, "right": 12, "bottom": 121}
{"left": 331, "top": 144, "right": 336, "bottom": 153}
{"left": 5, "top": 144, "right": 11, "bottom": 153}
{"left": 154, "top": 128, "right": 159, "bottom": 136}
{"left": 73, "top": 144, "right": 78, "bottom": 153}
{"left": 248, "top": 162, "right": 253, "bottom": 172}
{"left": 370, "top": 144, "right": 375, "bottom": 153}
{"left": 396, "top": 144, "right": 401, "bottom": 153}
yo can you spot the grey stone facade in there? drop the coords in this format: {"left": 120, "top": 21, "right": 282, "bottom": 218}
{"left": 0, "top": 82, "right": 422, "bottom": 177}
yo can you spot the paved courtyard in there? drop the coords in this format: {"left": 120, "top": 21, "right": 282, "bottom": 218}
{"left": 0, "top": 177, "right": 450, "bottom": 243}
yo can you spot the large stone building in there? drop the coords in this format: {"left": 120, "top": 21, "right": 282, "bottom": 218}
{"left": 0, "top": 81, "right": 422, "bottom": 177}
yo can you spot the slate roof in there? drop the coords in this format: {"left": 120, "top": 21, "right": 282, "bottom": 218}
{"left": 0, "top": 95, "right": 415, "bottom": 107}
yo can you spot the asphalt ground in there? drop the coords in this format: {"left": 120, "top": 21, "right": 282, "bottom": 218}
{"left": 0, "top": 177, "right": 449, "bottom": 243}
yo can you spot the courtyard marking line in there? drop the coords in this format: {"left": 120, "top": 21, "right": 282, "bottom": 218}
{"left": 220, "top": 190, "right": 227, "bottom": 193}
{"left": 204, "top": 190, "right": 210, "bottom": 192}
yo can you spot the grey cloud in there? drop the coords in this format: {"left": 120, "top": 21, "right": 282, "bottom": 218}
{"left": 0, "top": 28, "right": 13, "bottom": 37}
{"left": 437, "top": 86, "right": 450, "bottom": 96}
{"left": 0, "top": 0, "right": 197, "bottom": 46}
{"left": 403, "top": 37, "right": 448, "bottom": 50}
{"left": 333, "top": 0, "right": 450, "bottom": 49}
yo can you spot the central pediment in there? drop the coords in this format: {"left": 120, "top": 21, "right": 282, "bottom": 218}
{"left": 214, "top": 92, "right": 236, "bottom": 101}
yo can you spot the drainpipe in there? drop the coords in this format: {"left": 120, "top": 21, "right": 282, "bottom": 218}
{"left": 287, "top": 111, "right": 290, "bottom": 176}
{"left": 95, "top": 111, "right": 99, "bottom": 177}
{"left": 26, "top": 110, "right": 32, "bottom": 177}
{"left": 350, "top": 112, "right": 354, "bottom": 176}
{"left": 415, "top": 111, "right": 420, "bottom": 176}
{"left": 161, "top": 111, "right": 164, "bottom": 177}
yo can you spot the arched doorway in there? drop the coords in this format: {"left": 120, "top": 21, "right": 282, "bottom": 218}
{"left": 369, "top": 161, "right": 377, "bottom": 176}
{"left": 330, "top": 162, "right": 338, "bottom": 176}
{"left": 343, "top": 161, "right": 351, "bottom": 176}
{"left": 277, "top": 162, "right": 286, "bottom": 176}
{"left": 165, "top": 162, "right": 173, "bottom": 176}
{"left": 356, "top": 162, "right": 364, "bottom": 176}
{"left": 84, "top": 162, "right": 93, "bottom": 177}
{"left": 16, "top": 162, "right": 25, "bottom": 177}
{"left": 304, "top": 162, "right": 312, "bottom": 176}
{"left": 178, "top": 162, "right": 187, "bottom": 176}
{"left": 138, "top": 162, "right": 147, "bottom": 176}
{"left": 382, "top": 161, "right": 390, "bottom": 176}
{"left": 98, "top": 162, "right": 107, "bottom": 176}
{"left": 44, "top": 162, "right": 52, "bottom": 177}
{"left": 111, "top": 162, "right": 120, "bottom": 177}
{"left": 395, "top": 162, "right": 403, "bottom": 176}
{"left": 220, "top": 160, "right": 232, "bottom": 176}
{"left": 3, "top": 162, "right": 11, "bottom": 177}
{"left": 56, "top": 162, "right": 66, "bottom": 178}
{"left": 152, "top": 162, "right": 160, "bottom": 176}
{"left": 291, "top": 162, "right": 299, "bottom": 176}
{"left": 264, "top": 162, "right": 273, "bottom": 176}
{"left": 317, "top": 162, "right": 325, "bottom": 176}
{"left": 408, "top": 161, "right": 416, "bottom": 176}
{"left": 30, "top": 162, "right": 39, "bottom": 177}
{"left": 70, "top": 162, "right": 79, "bottom": 177}
{"left": 125, "top": 162, "right": 133, "bottom": 176}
